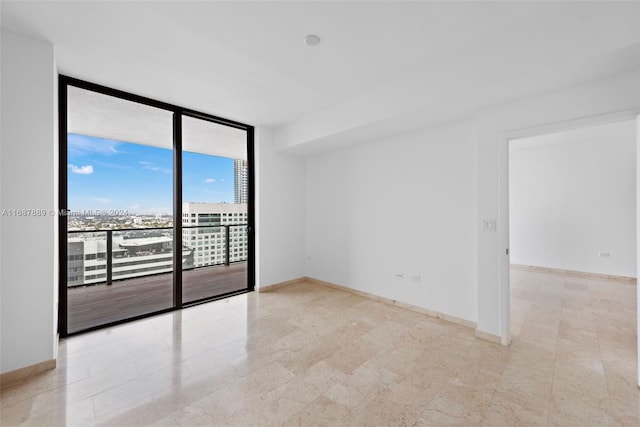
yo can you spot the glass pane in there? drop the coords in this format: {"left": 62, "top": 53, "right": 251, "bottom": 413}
{"left": 181, "top": 116, "right": 248, "bottom": 303}
{"left": 66, "top": 86, "right": 174, "bottom": 333}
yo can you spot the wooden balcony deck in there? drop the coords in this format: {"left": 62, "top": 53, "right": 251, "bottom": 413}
{"left": 67, "top": 262, "right": 248, "bottom": 333}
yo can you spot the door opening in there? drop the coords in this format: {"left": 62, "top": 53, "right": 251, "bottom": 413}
{"left": 503, "top": 117, "right": 638, "bottom": 383}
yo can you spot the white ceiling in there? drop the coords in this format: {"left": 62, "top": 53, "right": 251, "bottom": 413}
{"left": 2, "top": 1, "right": 639, "bottom": 155}
{"left": 68, "top": 86, "right": 248, "bottom": 159}
{"left": 511, "top": 120, "right": 637, "bottom": 152}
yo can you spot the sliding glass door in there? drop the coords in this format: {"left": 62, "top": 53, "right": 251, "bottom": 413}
{"left": 59, "top": 77, "right": 254, "bottom": 336}
{"left": 181, "top": 115, "right": 249, "bottom": 304}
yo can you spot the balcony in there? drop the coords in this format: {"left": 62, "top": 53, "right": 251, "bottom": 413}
{"left": 66, "top": 225, "right": 249, "bottom": 333}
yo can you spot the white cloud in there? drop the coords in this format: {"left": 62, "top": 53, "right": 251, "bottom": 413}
{"left": 68, "top": 164, "right": 94, "bottom": 174}
{"left": 93, "top": 160, "right": 129, "bottom": 170}
{"left": 140, "top": 161, "right": 171, "bottom": 174}
{"left": 68, "top": 135, "right": 119, "bottom": 156}
{"left": 93, "top": 197, "right": 111, "bottom": 204}
{"left": 204, "top": 178, "right": 216, "bottom": 183}
{"left": 129, "top": 203, "right": 141, "bottom": 211}
{"left": 147, "top": 166, "right": 171, "bottom": 174}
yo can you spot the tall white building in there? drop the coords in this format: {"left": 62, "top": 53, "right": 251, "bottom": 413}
{"left": 233, "top": 159, "right": 248, "bottom": 204}
{"left": 182, "top": 202, "right": 248, "bottom": 267}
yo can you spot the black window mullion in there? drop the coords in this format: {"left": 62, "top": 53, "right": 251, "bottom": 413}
{"left": 173, "top": 112, "right": 183, "bottom": 308}
{"left": 58, "top": 77, "right": 69, "bottom": 336}
{"left": 247, "top": 126, "right": 255, "bottom": 292}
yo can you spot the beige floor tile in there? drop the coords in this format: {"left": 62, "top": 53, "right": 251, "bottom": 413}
{"left": 353, "top": 385, "right": 425, "bottom": 426}
{"left": 547, "top": 393, "right": 617, "bottom": 427}
{"left": 418, "top": 396, "right": 484, "bottom": 426}
{"left": 482, "top": 391, "right": 549, "bottom": 426}
{"left": 284, "top": 395, "right": 356, "bottom": 426}
{"left": 2, "top": 270, "right": 637, "bottom": 426}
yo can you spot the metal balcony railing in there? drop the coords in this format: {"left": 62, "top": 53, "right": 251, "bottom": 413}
{"left": 67, "top": 224, "right": 248, "bottom": 287}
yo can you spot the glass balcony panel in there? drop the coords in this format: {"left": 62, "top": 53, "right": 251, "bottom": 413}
{"left": 66, "top": 228, "right": 175, "bottom": 334}
{"left": 112, "top": 228, "right": 174, "bottom": 280}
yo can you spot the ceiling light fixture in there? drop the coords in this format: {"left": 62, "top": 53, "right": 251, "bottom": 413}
{"left": 304, "top": 34, "right": 321, "bottom": 46}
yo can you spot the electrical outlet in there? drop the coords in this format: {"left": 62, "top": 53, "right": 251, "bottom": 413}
{"left": 395, "top": 273, "right": 404, "bottom": 279}
{"left": 599, "top": 252, "right": 610, "bottom": 258}
{"left": 481, "top": 219, "right": 496, "bottom": 232}
{"left": 411, "top": 275, "right": 421, "bottom": 282}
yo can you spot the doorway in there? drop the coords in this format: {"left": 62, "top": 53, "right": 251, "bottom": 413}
{"left": 502, "top": 116, "right": 639, "bottom": 386}
{"left": 509, "top": 119, "right": 636, "bottom": 335}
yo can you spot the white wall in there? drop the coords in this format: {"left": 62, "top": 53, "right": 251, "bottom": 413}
{"left": 1, "top": 30, "right": 58, "bottom": 374}
{"left": 301, "top": 71, "right": 639, "bottom": 341}
{"left": 509, "top": 121, "right": 636, "bottom": 278}
{"left": 305, "top": 120, "right": 478, "bottom": 322}
{"left": 477, "top": 71, "right": 640, "bottom": 340}
{"left": 255, "top": 127, "right": 306, "bottom": 287}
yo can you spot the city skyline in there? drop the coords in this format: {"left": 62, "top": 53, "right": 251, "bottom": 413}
{"left": 67, "top": 133, "right": 237, "bottom": 214}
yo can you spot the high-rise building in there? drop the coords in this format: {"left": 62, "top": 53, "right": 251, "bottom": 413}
{"left": 234, "top": 159, "right": 248, "bottom": 204}
{"left": 182, "top": 202, "right": 248, "bottom": 267}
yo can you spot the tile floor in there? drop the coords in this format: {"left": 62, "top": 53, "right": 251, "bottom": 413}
{"left": 1, "top": 268, "right": 637, "bottom": 426}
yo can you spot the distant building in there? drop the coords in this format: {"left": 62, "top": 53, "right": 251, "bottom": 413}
{"left": 66, "top": 232, "right": 194, "bottom": 287}
{"left": 66, "top": 203, "right": 248, "bottom": 288}
{"left": 182, "top": 202, "right": 248, "bottom": 267}
{"left": 234, "top": 159, "right": 248, "bottom": 204}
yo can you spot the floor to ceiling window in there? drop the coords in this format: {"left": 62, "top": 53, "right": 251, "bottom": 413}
{"left": 181, "top": 115, "right": 250, "bottom": 304}
{"left": 59, "top": 76, "right": 254, "bottom": 336}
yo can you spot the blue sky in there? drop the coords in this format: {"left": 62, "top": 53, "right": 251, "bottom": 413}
{"left": 67, "top": 133, "right": 234, "bottom": 213}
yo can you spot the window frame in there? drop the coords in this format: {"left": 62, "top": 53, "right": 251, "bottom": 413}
{"left": 58, "top": 75, "right": 255, "bottom": 337}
